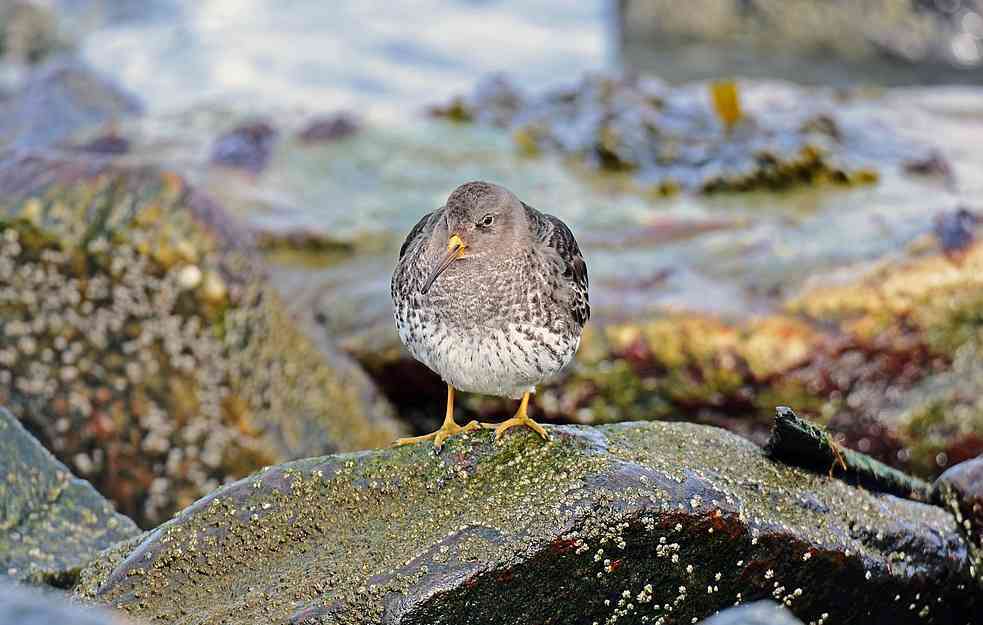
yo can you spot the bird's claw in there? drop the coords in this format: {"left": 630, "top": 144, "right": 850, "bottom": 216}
{"left": 394, "top": 419, "right": 481, "bottom": 452}
{"left": 482, "top": 416, "right": 550, "bottom": 442}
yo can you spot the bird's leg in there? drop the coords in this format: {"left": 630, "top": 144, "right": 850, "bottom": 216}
{"left": 394, "top": 385, "right": 481, "bottom": 450}
{"left": 487, "top": 392, "right": 550, "bottom": 442}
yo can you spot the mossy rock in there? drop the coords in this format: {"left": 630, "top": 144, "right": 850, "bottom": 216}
{"left": 79, "top": 422, "right": 980, "bottom": 624}
{"left": 0, "top": 153, "right": 404, "bottom": 527}
{"left": 0, "top": 406, "right": 139, "bottom": 587}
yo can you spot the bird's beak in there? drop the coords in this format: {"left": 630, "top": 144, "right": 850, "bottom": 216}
{"left": 421, "top": 234, "right": 466, "bottom": 294}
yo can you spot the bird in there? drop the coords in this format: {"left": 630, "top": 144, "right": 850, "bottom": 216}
{"left": 391, "top": 181, "right": 590, "bottom": 450}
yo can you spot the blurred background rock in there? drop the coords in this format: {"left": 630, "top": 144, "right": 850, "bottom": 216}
{"left": 617, "top": 0, "right": 983, "bottom": 85}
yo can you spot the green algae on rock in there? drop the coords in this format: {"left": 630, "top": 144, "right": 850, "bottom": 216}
{"left": 80, "top": 422, "right": 980, "bottom": 625}
{"left": 0, "top": 406, "right": 139, "bottom": 587}
{"left": 428, "top": 74, "right": 936, "bottom": 194}
{"left": 0, "top": 153, "right": 404, "bottom": 528}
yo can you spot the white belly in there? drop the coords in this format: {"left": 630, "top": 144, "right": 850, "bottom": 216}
{"left": 399, "top": 318, "right": 579, "bottom": 399}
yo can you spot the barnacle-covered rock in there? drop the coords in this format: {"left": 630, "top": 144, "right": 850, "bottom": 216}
{"left": 78, "top": 423, "right": 981, "bottom": 624}
{"left": 0, "top": 153, "right": 404, "bottom": 527}
{"left": 429, "top": 74, "right": 933, "bottom": 193}
{"left": 0, "top": 406, "right": 139, "bottom": 587}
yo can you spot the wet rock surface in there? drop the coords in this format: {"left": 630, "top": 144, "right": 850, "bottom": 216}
{"left": 430, "top": 74, "right": 933, "bottom": 193}
{"left": 80, "top": 422, "right": 980, "bottom": 625}
{"left": 0, "top": 406, "right": 139, "bottom": 586}
{"left": 0, "top": 153, "right": 404, "bottom": 527}
{"left": 0, "top": 581, "right": 131, "bottom": 625}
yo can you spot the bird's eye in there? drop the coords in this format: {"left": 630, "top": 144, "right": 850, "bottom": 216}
{"left": 480, "top": 214, "right": 495, "bottom": 228}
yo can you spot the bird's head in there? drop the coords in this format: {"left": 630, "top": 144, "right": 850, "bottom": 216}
{"left": 421, "top": 181, "right": 526, "bottom": 294}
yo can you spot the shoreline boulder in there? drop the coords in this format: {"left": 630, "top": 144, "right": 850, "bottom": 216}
{"left": 80, "top": 422, "right": 980, "bottom": 624}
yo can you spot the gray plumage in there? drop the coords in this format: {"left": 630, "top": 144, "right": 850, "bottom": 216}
{"left": 392, "top": 181, "right": 590, "bottom": 399}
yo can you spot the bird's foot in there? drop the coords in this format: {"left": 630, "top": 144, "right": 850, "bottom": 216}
{"left": 483, "top": 415, "right": 550, "bottom": 442}
{"left": 394, "top": 419, "right": 482, "bottom": 451}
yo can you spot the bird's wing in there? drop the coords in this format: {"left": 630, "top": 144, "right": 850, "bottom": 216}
{"left": 524, "top": 202, "right": 590, "bottom": 328}
{"left": 399, "top": 209, "right": 438, "bottom": 260}
{"left": 392, "top": 209, "right": 440, "bottom": 298}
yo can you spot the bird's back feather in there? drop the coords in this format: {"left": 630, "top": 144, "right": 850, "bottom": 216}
{"left": 523, "top": 202, "right": 591, "bottom": 328}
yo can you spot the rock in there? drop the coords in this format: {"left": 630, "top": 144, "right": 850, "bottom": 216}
{"left": 618, "top": 0, "right": 983, "bottom": 84}
{"left": 934, "top": 455, "right": 983, "bottom": 551}
{"left": 210, "top": 120, "right": 277, "bottom": 174}
{"left": 72, "top": 132, "right": 130, "bottom": 156}
{"left": 427, "top": 73, "right": 523, "bottom": 127}
{"left": 429, "top": 73, "right": 937, "bottom": 194}
{"left": 79, "top": 422, "right": 981, "bottom": 625}
{"left": 0, "top": 60, "right": 141, "bottom": 150}
{"left": 0, "top": 406, "right": 139, "bottom": 586}
{"left": 297, "top": 113, "right": 361, "bottom": 144}
{"left": 254, "top": 226, "right": 355, "bottom": 261}
{"left": 903, "top": 150, "right": 956, "bottom": 188}
{"left": 933, "top": 207, "right": 979, "bottom": 259}
{"left": 0, "top": 581, "right": 130, "bottom": 625}
{"left": 698, "top": 601, "right": 804, "bottom": 625}
{"left": 0, "top": 153, "right": 404, "bottom": 527}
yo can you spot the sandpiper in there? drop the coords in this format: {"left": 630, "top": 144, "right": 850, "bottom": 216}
{"left": 391, "top": 181, "right": 589, "bottom": 449}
